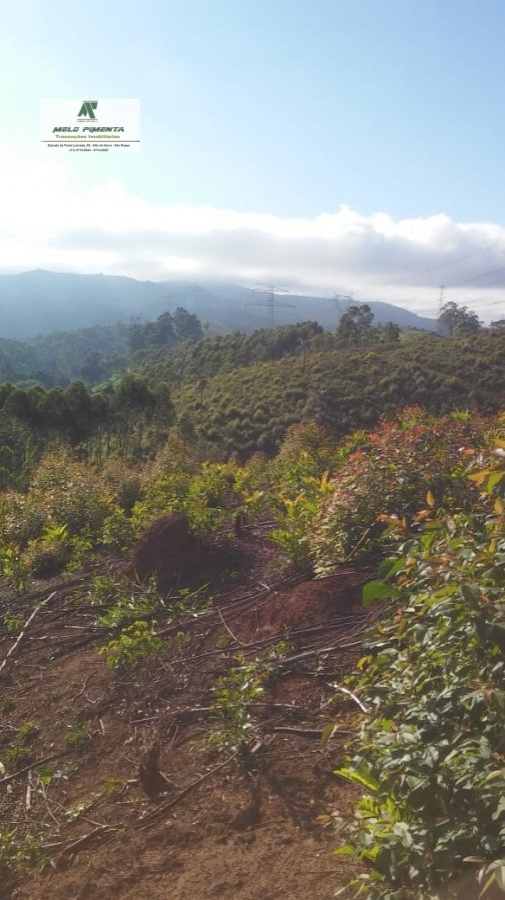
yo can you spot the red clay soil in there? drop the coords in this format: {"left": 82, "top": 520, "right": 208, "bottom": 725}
{"left": 0, "top": 530, "right": 375, "bottom": 900}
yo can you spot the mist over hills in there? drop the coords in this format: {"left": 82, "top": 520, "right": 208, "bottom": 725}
{"left": 0, "top": 270, "right": 437, "bottom": 339}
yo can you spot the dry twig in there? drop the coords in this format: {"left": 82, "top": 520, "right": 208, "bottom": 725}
{"left": 0, "top": 592, "right": 56, "bottom": 676}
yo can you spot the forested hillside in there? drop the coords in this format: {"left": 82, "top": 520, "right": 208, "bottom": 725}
{"left": 0, "top": 307, "right": 204, "bottom": 387}
{"left": 0, "top": 317, "right": 504, "bottom": 489}
{"left": 171, "top": 329, "right": 505, "bottom": 458}
{"left": 1, "top": 301, "right": 505, "bottom": 899}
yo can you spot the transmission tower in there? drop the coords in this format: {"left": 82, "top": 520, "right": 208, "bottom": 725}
{"left": 246, "top": 283, "right": 296, "bottom": 329}
{"left": 323, "top": 292, "right": 354, "bottom": 326}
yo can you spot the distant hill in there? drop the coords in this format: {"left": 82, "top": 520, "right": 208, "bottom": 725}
{"left": 0, "top": 270, "right": 437, "bottom": 339}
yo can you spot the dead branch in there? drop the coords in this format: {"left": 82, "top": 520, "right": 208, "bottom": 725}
{"left": 0, "top": 592, "right": 56, "bottom": 676}
{"left": 41, "top": 792, "right": 107, "bottom": 829}
{"left": 217, "top": 607, "right": 245, "bottom": 646}
{"left": 326, "top": 682, "right": 370, "bottom": 713}
{"left": 0, "top": 751, "right": 67, "bottom": 786}
{"left": 263, "top": 725, "right": 352, "bottom": 738}
{"left": 50, "top": 823, "right": 124, "bottom": 855}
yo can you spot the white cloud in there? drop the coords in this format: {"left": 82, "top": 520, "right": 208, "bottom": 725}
{"left": 1, "top": 142, "right": 505, "bottom": 322}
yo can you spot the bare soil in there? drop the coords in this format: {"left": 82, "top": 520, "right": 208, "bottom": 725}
{"left": 0, "top": 528, "right": 376, "bottom": 900}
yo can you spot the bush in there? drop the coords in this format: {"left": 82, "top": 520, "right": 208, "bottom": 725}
{"left": 29, "top": 447, "right": 112, "bottom": 537}
{"left": 100, "top": 458, "right": 143, "bottom": 514}
{"left": 23, "top": 524, "right": 72, "bottom": 577}
{"left": 335, "top": 436, "right": 505, "bottom": 899}
{"left": 0, "top": 492, "right": 45, "bottom": 548}
{"left": 311, "top": 408, "right": 488, "bottom": 574}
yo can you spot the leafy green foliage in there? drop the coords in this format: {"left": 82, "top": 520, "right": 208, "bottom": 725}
{"left": 337, "top": 304, "right": 376, "bottom": 345}
{"left": 438, "top": 301, "right": 481, "bottom": 337}
{"left": 4, "top": 745, "right": 33, "bottom": 769}
{"left": 311, "top": 408, "right": 487, "bottom": 573}
{"left": 133, "top": 437, "right": 236, "bottom": 533}
{"left": 207, "top": 654, "right": 266, "bottom": 752}
{"left": 335, "top": 438, "right": 505, "bottom": 898}
{"left": 0, "top": 320, "right": 504, "bottom": 473}
{"left": 0, "top": 544, "right": 31, "bottom": 595}
{"left": 63, "top": 723, "right": 92, "bottom": 752}
{"left": 23, "top": 523, "right": 72, "bottom": 577}
{"left": 138, "top": 320, "right": 326, "bottom": 387}
{"left": 99, "top": 620, "right": 164, "bottom": 670}
{"left": 208, "top": 645, "right": 288, "bottom": 753}
{"left": 17, "top": 720, "right": 39, "bottom": 743}
{"left": 0, "top": 829, "right": 48, "bottom": 880}
{"left": 270, "top": 472, "right": 333, "bottom": 569}
{"left": 90, "top": 573, "right": 160, "bottom": 630}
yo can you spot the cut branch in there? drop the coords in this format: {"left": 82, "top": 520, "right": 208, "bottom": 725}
{"left": 0, "top": 591, "right": 56, "bottom": 676}
{"left": 0, "top": 750, "right": 67, "bottom": 786}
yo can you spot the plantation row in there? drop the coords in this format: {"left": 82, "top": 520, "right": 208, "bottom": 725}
{"left": 174, "top": 329, "right": 505, "bottom": 458}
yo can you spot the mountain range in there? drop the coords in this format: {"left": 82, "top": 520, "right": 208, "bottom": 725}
{"left": 0, "top": 270, "right": 437, "bottom": 339}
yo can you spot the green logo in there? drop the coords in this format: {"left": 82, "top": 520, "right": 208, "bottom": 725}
{"left": 77, "top": 101, "right": 98, "bottom": 119}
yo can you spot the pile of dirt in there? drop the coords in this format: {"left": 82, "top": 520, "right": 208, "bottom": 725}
{"left": 123, "top": 513, "right": 246, "bottom": 593}
{"left": 255, "top": 572, "right": 368, "bottom": 638}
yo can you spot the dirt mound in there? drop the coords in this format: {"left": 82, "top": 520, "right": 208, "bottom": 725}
{"left": 123, "top": 514, "right": 245, "bottom": 593}
{"left": 261, "top": 573, "right": 365, "bottom": 633}
{"left": 124, "top": 513, "right": 198, "bottom": 591}
{"left": 228, "top": 571, "right": 370, "bottom": 645}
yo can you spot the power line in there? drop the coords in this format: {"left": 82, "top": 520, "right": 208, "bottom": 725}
{"left": 451, "top": 265, "right": 505, "bottom": 286}
{"left": 245, "top": 283, "right": 296, "bottom": 329}
{"left": 350, "top": 243, "right": 495, "bottom": 300}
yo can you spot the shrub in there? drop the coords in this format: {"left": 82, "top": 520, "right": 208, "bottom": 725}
{"left": 335, "top": 436, "right": 505, "bottom": 899}
{"left": 99, "top": 620, "right": 163, "bottom": 670}
{"left": 311, "top": 408, "right": 488, "bottom": 574}
{"left": 23, "top": 523, "right": 72, "bottom": 577}
{"left": 100, "top": 458, "right": 143, "bottom": 514}
{"left": 29, "top": 447, "right": 112, "bottom": 538}
{"left": 0, "top": 492, "right": 45, "bottom": 548}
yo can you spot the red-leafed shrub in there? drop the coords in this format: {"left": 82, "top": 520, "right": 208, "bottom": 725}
{"left": 310, "top": 408, "right": 489, "bottom": 574}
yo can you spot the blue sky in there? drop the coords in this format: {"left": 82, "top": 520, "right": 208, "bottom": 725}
{"left": 2, "top": 0, "right": 505, "bottom": 320}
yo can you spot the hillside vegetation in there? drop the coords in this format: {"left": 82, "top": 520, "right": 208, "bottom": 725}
{"left": 1, "top": 304, "right": 505, "bottom": 897}
{"left": 0, "top": 307, "right": 203, "bottom": 387}
{"left": 0, "top": 401, "right": 504, "bottom": 897}
{"left": 170, "top": 329, "right": 505, "bottom": 458}
{"left": 0, "top": 316, "right": 504, "bottom": 490}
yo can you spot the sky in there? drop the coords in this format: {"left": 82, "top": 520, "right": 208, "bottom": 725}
{"left": 1, "top": 0, "right": 505, "bottom": 321}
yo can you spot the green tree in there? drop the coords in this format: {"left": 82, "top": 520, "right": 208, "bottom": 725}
{"left": 111, "top": 373, "right": 157, "bottom": 461}
{"left": 152, "top": 312, "right": 177, "bottom": 347}
{"left": 63, "top": 380, "right": 95, "bottom": 445}
{"left": 173, "top": 307, "right": 204, "bottom": 343}
{"left": 379, "top": 321, "right": 400, "bottom": 344}
{"left": 438, "top": 301, "right": 481, "bottom": 336}
{"left": 79, "top": 351, "right": 104, "bottom": 383}
{"left": 337, "top": 304, "right": 375, "bottom": 344}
